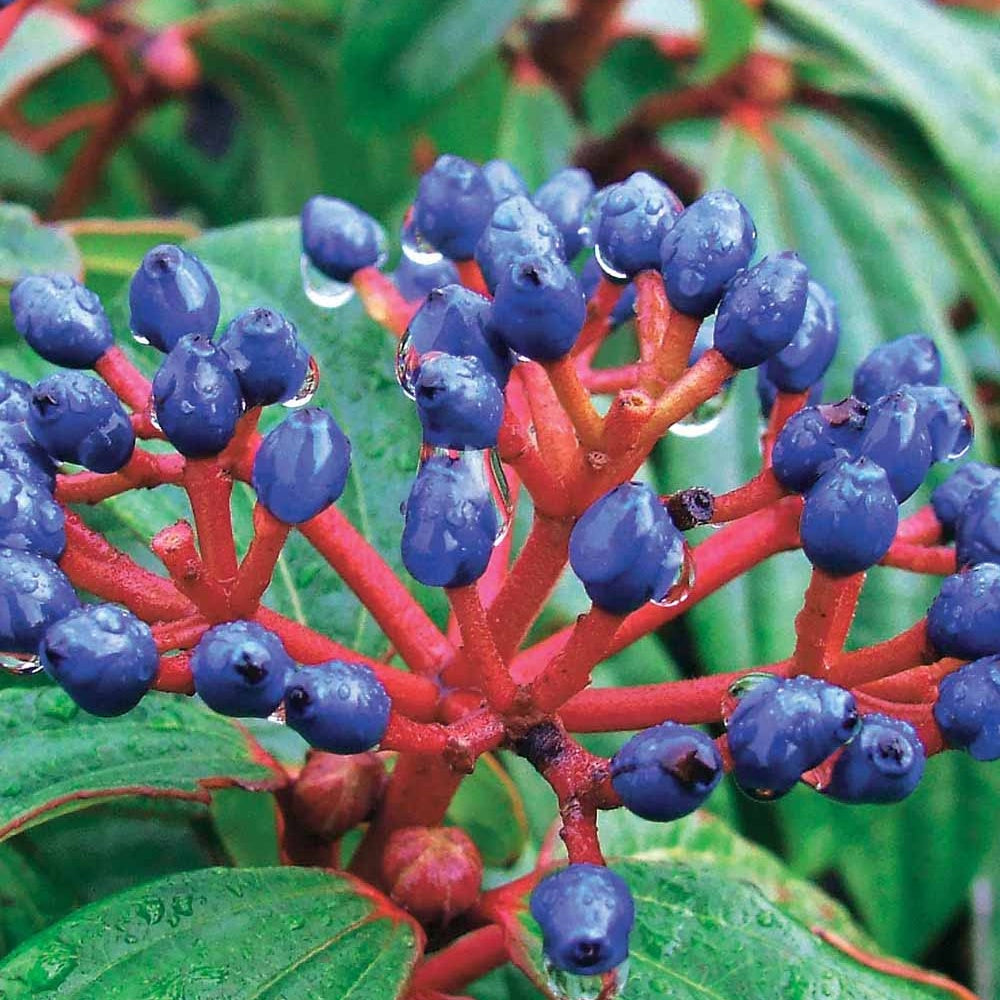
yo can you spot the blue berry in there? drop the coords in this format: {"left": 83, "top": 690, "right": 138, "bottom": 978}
{"left": 482, "top": 159, "right": 529, "bottom": 204}
{"left": 486, "top": 254, "right": 586, "bottom": 361}
{"left": 191, "top": 620, "right": 293, "bottom": 718}
{"left": 475, "top": 195, "right": 565, "bottom": 294}
{"left": 713, "top": 252, "right": 810, "bottom": 369}
{"left": 852, "top": 333, "right": 941, "bottom": 404}
{"left": 152, "top": 334, "right": 243, "bottom": 458}
{"left": 594, "top": 172, "right": 682, "bottom": 280}
{"left": 414, "top": 355, "right": 504, "bottom": 450}
{"left": 0, "top": 469, "right": 64, "bottom": 560}
{"left": 569, "top": 482, "right": 687, "bottom": 614}
{"left": 413, "top": 155, "right": 494, "bottom": 260}
{"left": 0, "top": 421, "right": 57, "bottom": 487}
{"left": 0, "top": 371, "right": 32, "bottom": 423}
{"left": 0, "top": 547, "right": 79, "bottom": 653}
{"left": 533, "top": 167, "right": 595, "bottom": 260}
{"left": 906, "top": 384, "right": 973, "bottom": 462}
{"left": 756, "top": 367, "right": 823, "bottom": 418}
{"left": 217, "top": 306, "right": 309, "bottom": 408}
{"left": 129, "top": 244, "right": 221, "bottom": 352}
{"left": 10, "top": 274, "right": 113, "bottom": 367}
{"left": 800, "top": 458, "right": 898, "bottom": 576}
{"left": 579, "top": 257, "right": 636, "bottom": 328}
{"left": 934, "top": 657, "right": 1000, "bottom": 761}
{"left": 391, "top": 255, "right": 459, "bottom": 302}
{"left": 252, "top": 408, "right": 351, "bottom": 524}
{"left": 530, "top": 864, "right": 634, "bottom": 976}
{"left": 284, "top": 660, "right": 391, "bottom": 753}
{"left": 761, "top": 280, "right": 839, "bottom": 393}
{"left": 928, "top": 562, "right": 1000, "bottom": 660}
{"left": 771, "top": 398, "right": 867, "bottom": 493}
{"left": 401, "top": 453, "right": 498, "bottom": 588}
{"left": 39, "top": 604, "right": 156, "bottom": 717}
{"left": 610, "top": 722, "right": 723, "bottom": 821}
{"left": 726, "top": 675, "right": 859, "bottom": 799}
{"left": 659, "top": 189, "right": 756, "bottom": 317}
{"left": 955, "top": 479, "right": 1000, "bottom": 567}
{"left": 857, "top": 390, "right": 933, "bottom": 502}
{"left": 932, "top": 463, "right": 1000, "bottom": 538}
{"left": 825, "top": 714, "right": 925, "bottom": 804}
{"left": 301, "top": 196, "right": 385, "bottom": 282}
{"left": 28, "top": 371, "right": 135, "bottom": 474}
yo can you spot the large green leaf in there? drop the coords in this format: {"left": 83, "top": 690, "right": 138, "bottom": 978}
{"left": 496, "top": 80, "right": 576, "bottom": 190}
{"left": 692, "top": 0, "right": 758, "bottom": 82}
{"left": 0, "top": 8, "right": 95, "bottom": 105}
{"left": 0, "top": 204, "right": 81, "bottom": 285}
{"left": 0, "top": 867, "right": 420, "bottom": 998}
{"left": 0, "top": 688, "right": 282, "bottom": 841}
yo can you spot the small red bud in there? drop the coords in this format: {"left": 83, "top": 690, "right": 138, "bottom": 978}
{"left": 289, "top": 749, "right": 386, "bottom": 839}
{"left": 144, "top": 27, "right": 201, "bottom": 92}
{"left": 382, "top": 826, "right": 483, "bottom": 925}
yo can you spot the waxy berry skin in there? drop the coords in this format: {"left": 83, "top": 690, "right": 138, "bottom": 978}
{"left": 252, "top": 408, "right": 351, "bottom": 524}
{"left": 0, "top": 546, "right": 79, "bottom": 653}
{"left": 0, "top": 469, "right": 65, "bottom": 560}
{"left": 0, "top": 440, "right": 56, "bottom": 491}
{"left": 39, "top": 603, "right": 157, "bottom": 717}
{"left": 933, "top": 462, "right": 1000, "bottom": 538}
{"left": 129, "top": 244, "right": 221, "bottom": 352}
{"left": 659, "top": 189, "right": 756, "bottom": 317}
{"left": 713, "top": 252, "right": 810, "bottom": 369}
{"left": 284, "top": 660, "right": 391, "bottom": 754}
{"left": 400, "top": 453, "right": 497, "bottom": 588}
{"left": 152, "top": 334, "right": 243, "bottom": 458}
{"left": 28, "top": 372, "right": 135, "bottom": 474}
{"left": 301, "top": 196, "right": 385, "bottom": 282}
{"left": 800, "top": 458, "right": 899, "bottom": 576}
{"left": 475, "top": 195, "right": 566, "bottom": 294}
{"left": 906, "top": 384, "right": 973, "bottom": 462}
{"left": 726, "top": 675, "right": 859, "bottom": 799}
{"left": 217, "top": 306, "right": 309, "bottom": 408}
{"left": 413, "top": 155, "right": 494, "bottom": 261}
{"left": 482, "top": 158, "right": 529, "bottom": 204}
{"left": 934, "top": 657, "right": 1000, "bottom": 761}
{"left": 533, "top": 167, "right": 595, "bottom": 261}
{"left": 852, "top": 333, "right": 941, "bottom": 404}
{"left": 191, "top": 620, "right": 293, "bottom": 718}
{"left": 762, "top": 280, "right": 839, "bottom": 393}
{"left": 569, "top": 482, "right": 687, "bottom": 614}
{"left": 825, "top": 714, "right": 925, "bottom": 804}
{"left": 857, "top": 390, "right": 933, "bottom": 502}
{"left": 391, "top": 255, "right": 459, "bottom": 302}
{"left": 771, "top": 400, "right": 867, "bottom": 494}
{"left": 928, "top": 562, "right": 1000, "bottom": 660}
{"left": 530, "top": 864, "right": 635, "bottom": 976}
{"left": 955, "top": 480, "right": 1000, "bottom": 568}
{"left": 414, "top": 355, "right": 504, "bottom": 450}
{"left": 0, "top": 372, "right": 32, "bottom": 423}
{"left": 10, "top": 273, "right": 113, "bottom": 368}
{"left": 611, "top": 722, "right": 723, "bottom": 821}
{"left": 487, "top": 255, "right": 587, "bottom": 361}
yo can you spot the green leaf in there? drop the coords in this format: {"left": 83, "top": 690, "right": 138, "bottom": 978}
{"left": 0, "top": 867, "right": 421, "bottom": 998}
{"left": 209, "top": 788, "right": 281, "bottom": 867}
{"left": 0, "top": 136, "right": 58, "bottom": 204}
{"left": 496, "top": 80, "right": 577, "bottom": 190}
{"left": 0, "top": 8, "right": 95, "bottom": 105}
{"left": 693, "top": 0, "right": 758, "bottom": 82}
{"left": 0, "top": 204, "right": 81, "bottom": 285}
{"left": 0, "top": 687, "right": 283, "bottom": 841}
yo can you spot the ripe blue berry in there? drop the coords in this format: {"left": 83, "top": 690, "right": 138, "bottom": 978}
{"left": 10, "top": 273, "right": 113, "bottom": 367}
{"left": 533, "top": 167, "right": 595, "bottom": 260}
{"left": 594, "top": 171, "right": 682, "bottom": 280}
{"left": 761, "top": 280, "right": 839, "bottom": 393}
{"left": 284, "top": 660, "right": 391, "bottom": 754}
{"left": 852, "top": 333, "right": 941, "bottom": 404}
{"left": 414, "top": 355, "right": 504, "bottom": 450}
{"left": 857, "top": 390, "right": 933, "bottom": 502}
{"left": 610, "top": 722, "right": 723, "bottom": 821}
{"left": 825, "top": 714, "right": 925, "bottom": 804}
{"left": 726, "top": 675, "right": 859, "bottom": 799}
{"left": 401, "top": 453, "right": 498, "bottom": 588}
{"left": 934, "top": 657, "right": 1000, "bottom": 761}
{"left": 391, "top": 255, "right": 459, "bottom": 302}
{"left": 800, "top": 458, "right": 898, "bottom": 576}
{"left": 771, "top": 398, "right": 867, "bottom": 493}
{"left": 129, "top": 244, "right": 221, "bottom": 352}
{"left": 28, "top": 372, "right": 135, "bottom": 474}
{"left": 530, "top": 864, "right": 635, "bottom": 976}
{"left": 932, "top": 463, "right": 1000, "bottom": 538}
{"left": 301, "top": 196, "right": 385, "bottom": 282}
{"left": 928, "top": 562, "right": 1000, "bottom": 660}
{"left": 0, "top": 469, "right": 65, "bottom": 560}
{"left": 906, "top": 384, "right": 973, "bottom": 462}
{"left": 569, "top": 482, "right": 687, "bottom": 614}
{"left": 413, "top": 155, "right": 494, "bottom": 260}
{"left": 486, "top": 254, "right": 586, "bottom": 361}
{"left": 0, "top": 421, "right": 56, "bottom": 488}
{"left": 152, "top": 334, "right": 243, "bottom": 457}
{"left": 252, "top": 408, "right": 351, "bottom": 524}
{"left": 474, "top": 195, "right": 565, "bottom": 294}
{"left": 0, "top": 371, "right": 32, "bottom": 423}
{"left": 0, "top": 547, "right": 79, "bottom": 653}
{"left": 659, "top": 189, "right": 756, "bottom": 317}
{"left": 482, "top": 159, "right": 528, "bottom": 204}
{"left": 191, "top": 620, "right": 293, "bottom": 718}
{"left": 955, "top": 479, "right": 1000, "bottom": 567}
{"left": 39, "top": 604, "right": 157, "bottom": 717}
{"left": 714, "top": 252, "right": 810, "bottom": 369}
{"left": 217, "top": 306, "right": 309, "bottom": 408}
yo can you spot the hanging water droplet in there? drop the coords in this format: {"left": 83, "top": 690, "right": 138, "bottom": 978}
{"left": 593, "top": 244, "right": 629, "bottom": 283}
{"left": 650, "top": 542, "right": 695, "bottom": 608}
{"left": 395, "top": 330, "right": 419, "bottom": 399}
{"left": 281, "top": 356, "right": 321, "bottom": 409}
{"left": 487, "top": 447, "right": 513, "bottom": 545}
{"left": 400, "top": 213, "right": 443, "bottom": 265}
{"left": 267, "top": 704, "right": 287, "bottom": 725}
{"left": 147, "top": 399, "right": 162, "bottom": 432}
{"left": 670, "top": 382, "right": 732, "bottom": 439}
{"left": 300, "top": 253, "right": 355, "bottom": 309}
{"left": 0, "top": 653, "right": 43, "bottom": 676}
{"left": 132, "top": 331, "right": 151, "bottom": 347}
{"left": 720, "top": 671, "right": 777, "bottom": 725}
{"left": 543, "top": 958, "right": 630, "bottom": 1000}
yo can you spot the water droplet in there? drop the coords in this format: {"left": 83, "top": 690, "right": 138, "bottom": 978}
{"left": 267, "top": 704, "right": 287, "bottom": 725}
{"left": 149, "top": 402, "right": 162, "bottom": 432}
{"left": 300, "top": 254, "right": 355, "bottom": 309}
{"left": 395, "top": 330, "right": 418, "bottom": 399}
{"left": 24, "top": 944, "right": 77, "bottom": 990}
{"left": 720, "top": 671, "right": 776, "bottom": 724}
{"left": 0, "top": 654, "right": 43, "bottom": 676}
{"left": 544, "top": 957, "right": 630, "bottom": 1000}
{"left": 670, "top": 382, "right": 732, "bottom": 439}
{"left": 593, "top": 244, "right": 628, "bottom": 283}
{"left": 132, "top": 332, "right": 151, "bottom": 346}
{"left": 400, "top": 213, "right": 443, "bottom": 265}
{"left": 281, "top": 356, "right": 321, "bottom": 409}
{"left": 650, "top": 542, "right": 695, "bottom": 607}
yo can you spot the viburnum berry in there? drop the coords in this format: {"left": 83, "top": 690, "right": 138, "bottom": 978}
{"left": 0, "top": 468, "right": 65, "bottom": 561}
{"left": 481, "top": 158, "right": 529, "bottom": 205}
{"left": 475, "top": 195, "right": 565, "bottom": 293}
{"left": 932, "top": 462, "right": 1000, "bottom": 538}
{"left": 771, "top": 398, "right": 868, "bottom": 493}
{"left": 0, "top": 547, "right": 78, "bottom": 653}
{"left": 301, "top": 196, "right": 385, "bottom": 282}
{"left": 533, "top": 166, "right": 595, "bottom": 260}
{"left": 928, "top": 562, "right": 1000, "bottom": 660}
{"left": 290, "top": 750, "right": 387, "bottom": 839}
{"left": 414, "top": 354, "right": 504, "bottom": 450}
{"left": 825, "top": 714, "right": 925, "bottom": 804}
{"left": 934, "top": 657, "right": 1000, "bottom": 761}
{"left": 0, "top": 371, "right": 32, "bottom": 423}
{"left": 760, "top": 279, "right": 839, "bottom": 394}
{"left": 391, "top": 255, "right": 459, "bottom": 302}
{"left": 856, "top": 389, "right": 933, "bottom": 502}
{"left": 906, "top": 384, "right": 973, "bottom": 462}
{"left": 954, "top": 479, "right": 1000, "bottom": 568}
{"left": 413, "top": 155, "right": 494, "bottom": 261}
{"left": 852, "top": 333, "right": 941, "bottom": 404}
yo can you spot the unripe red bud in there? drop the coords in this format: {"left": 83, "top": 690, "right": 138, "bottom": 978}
{"left": 743, "top": 53, "right": 795, "bottom": 106}
{"left": 382, "top": 826, "right": 483, "bottom": 925}
{"left": 289, "top": 749, "right": 386, "bottom": 839}
{"left": 144, "top": 27, "right": 201, "bottom": 92}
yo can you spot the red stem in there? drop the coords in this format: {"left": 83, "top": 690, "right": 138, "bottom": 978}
{"left": 230, "top": 505, "right": 291, "bottom": 617}
{"left": 792, "top": 570, "right": 865, "bottom": 678}
{"left": 55, "top": 450, "right": 184, "bottom": 504}
{"left": 454, "top": 259, "right": 490, "bottom": 297}
{"left": 761, "top": 391, "right": 810, "bottom": 466}
{"left": 573, "top": 276, "right": 622, "bottom": 356}
{"left": 183, "top": 458, "right": 239, "bottom": 593}
{"left": 834, "top": 619, "right": 932, "bottom": 689}
{"left": 151, "top": 520, "right": 230, "bottom": 622}
{"left": 94, "top": 346, "right": 152, "bottom": 412}
{"left": 352, "top": 267, "right": 418, "bottom": 337}
{"left": 880, "top": 542, "right": 956, "bottom": 575}
{"left": 409, "top": 925, "right": 509, "bottom": 995}
{"left": 711, "top": 468, "right": 788, "bottom": 523}
{"left": 448, "top": 585, "right": 519, "bottom": 712}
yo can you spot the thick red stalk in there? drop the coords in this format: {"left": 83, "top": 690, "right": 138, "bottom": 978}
{"left": 409, "top": 925, "right": 508, "bottom": 995}
{"left": 544, "top": 355, "right": 605, "bottom": 448}
{"left": 497, "top": 401, "right": 570, "bottom": 516}
{"left": 580, "top": 364, "right": 643, "bottom": 393}
{"left": 454, "top": 259, "right": 490, "bottom": 296}
{"left": 515, "top": 361, "right": 583, "bottom": 483}
{"left": 151, "top": 520, "right": 230, "bottom": 621}
{"left": 573, "top": 277, "right": 623, "bottom": 356}
{"left": 155, "top": 652, "right": 195, "bottom": 694}
{"left": 711, "top": 468, "right": 788, "bottom": 523}
{"left": 880, "top": 542, "right": 956, "bottom": 575}
{"left": 896, "top": 506, "right": 943, "bottom": 545}
{"left": 94, "top": 345, "right": 152, "bottom": 411}
{"left": 183, "top": 458, "right": 239, "bottom": 592}
{"left": 352, "top": 267, "right": 419, "bottom": 336}
{"left": 381, "top": 713, "right": 450, "bottom": 754}
{"left": 152, "top": 615, "right": 209, "bottom": 654}
{"left": 760, "top": 391, "right": 809, "bottom": 466}
{"left": 792, "top": 570, "right": 865, "bottom": 677}
{"left": 834, "top": 619, "right": 931, "bottom": 688}
{"left": 56, "top": 451, "right": 184, "bottom": 504}
{"left": 230, "top": 505, "right": 291, "bottom": 616}
{"left": 448, "top": 585, "right": 519, "bottom": 712}
{"left": 633, "top": 271, "right": 670, "bottom": 369}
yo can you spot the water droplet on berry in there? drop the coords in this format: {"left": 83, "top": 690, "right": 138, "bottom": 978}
{"left": 543, "top": 957, "right": 630, "bottom": 1000}
{"left": 650, "top": 542, "right": 695, "bottom": 607}
{"left": 395, "top": 330, "right": 418, "bottom": 399}
{"left": 300, "top": 254, "right": 356, "bottom": 309}
{"left": 267, "top": 703, "right": 287, "bottom": 725}
{"left": 132, "top": 331, "right": 151, "bottom": 346}
{"left": 720, "top": 671, "right": 776, "bottom": 724}
{"left": 400, "top": 212, "right": 443, "bottom": 265}
{"left": 0, "top": 653, "right": 43, "bottom": 676}
{"left": 593, "top": 244, "right": 628, "bottom": 283}
{"left": 670, "top": 381, "right": 731, "bottom": 439}
{"left": 281, "top": 356, "right": 321, "bottom": 409}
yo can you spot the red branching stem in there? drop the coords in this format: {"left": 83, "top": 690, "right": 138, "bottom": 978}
{"left": 220, "top": 409, "right": 262, "bottom": 479}
{"left": 580, "top": 364, "right": 643, "bottom": 393}
{"left": 352, "top": 267, "right": 419, "bottom": 337}
{"left": 497, "top": 397, "right": 570, "bottom": 516}
{"left": 880, "top": 542, "right": 956, "bottom": 575}
{"left": 792, "top": 570, "right": 865, "bottom": 678}
{"left": 94, "top": 345, "right": 152, "bottom": 412}
{"left": 454, "top": 259, "right": 490, "bottom": 297}
{"left": 155, "top": 652, "right": 195, "bottom": 694}
{"left": 153, "top": 615, "right": 209, "bottom": 653}
{"left": 544, "top": 355, "right": 605, "bottom": 449}
{"left": 298, "top": 506, "right": 454, "bottom": 677}
{"left": 409, "top": 925, "right": 509, "bottom": 995}
{"left": 448, "top": 585, "right": 519, "bottom": 712}
{"left": 381, "top": 713, "right": 450, "bottom": 754}
{"left": 515, "top": 361, "right": 582, "bottom": 483}
{"left": 861, "top": 658, "right": 965, "bottom": 704}
{"left": 55, "top": 450, "right": 184, "bottom": 504}
{"left": 560, "top": 802, "right": 605, "bottom": 865}
{"left": 652, "top": 311, "right": 702, "bottom": 389}
{"left": 833, "top": 619, "right": 931, "bottom": 689}
{"left": 183, "top": 458, "right": 239, "bottom": 592}
{"left": 573, "top": 276, "right": 623, "bottom": 356}
{"left": 599, "top": 388, "right": 654, "bottom": 459}
{"left": 711, "top": 468, "right": 788, "bottom": 523}
{"left": 151, "top": 520, "right": 230, "bottom": 621}
{"left": 761, "top": 391, "right": 810, "bottom": 466}
{"left": 633, "top": 270, "right": 670, "bottom": 368}
{"left": 895, "top": 505, "right": 943, "bottom": 545}
{"left": 230, "top": 505, "right": 291, "bottom": 616}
